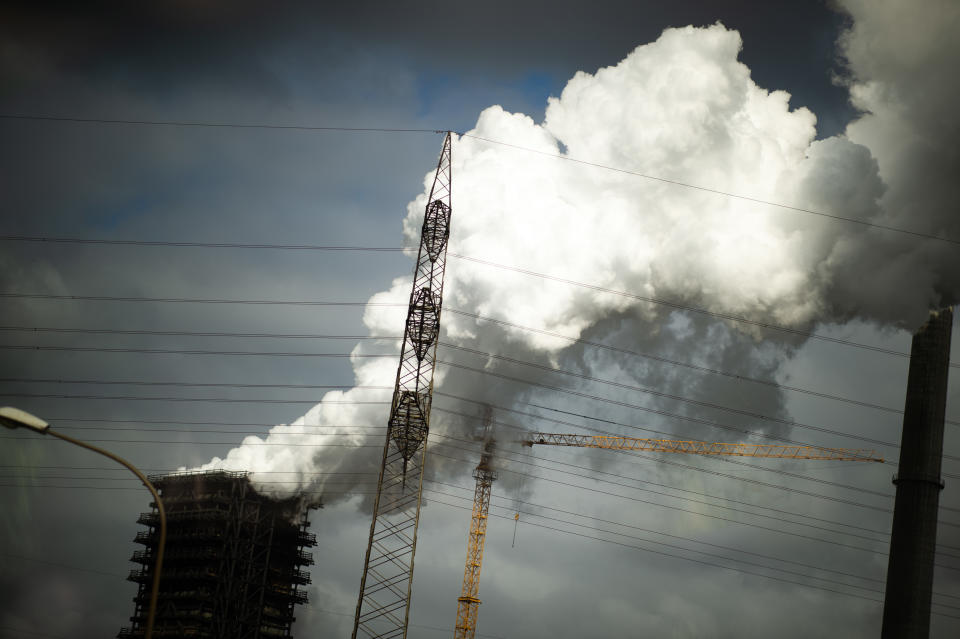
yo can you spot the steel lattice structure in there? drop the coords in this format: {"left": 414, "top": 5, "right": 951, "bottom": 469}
{"left": 352, "top": 132, "right": 453, "bottom": 639}
{"left": 118, "top": 471, "right": 314, "bottom": 639}
{"left": 525, "top": 432, "right": 884, "bottom": 462}
{"left": 454, "top": 408, "right": 496, "bottom": 639}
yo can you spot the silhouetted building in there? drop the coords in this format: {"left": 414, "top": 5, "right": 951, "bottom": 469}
{"left": 118, "top": 470, "right": 316, "bottom": 639}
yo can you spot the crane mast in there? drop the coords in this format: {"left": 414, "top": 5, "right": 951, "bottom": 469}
{"left": 454, "top": 408, "right": 496, "bottom": 639}
{"left": 524, "top": 432, "right": 883, "bottom": 462}
{"left": 443, "top": 430, "right": 879, "bottom": 632}
{"left": 352, "top": 132, "right": 453, "bottom": 639}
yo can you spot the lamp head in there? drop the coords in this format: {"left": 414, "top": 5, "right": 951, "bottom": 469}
{"left": 0, "top": 407, "right": 50, "bottom": 433}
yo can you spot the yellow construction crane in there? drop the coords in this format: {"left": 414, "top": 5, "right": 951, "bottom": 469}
{"left": 523, "top": 432, "right": 884, "bottom": 462}
{"left": 451, "top": 429, "right": 881, "bottom": 638}
{"left": 454, "top": 410, "right": 496, "bottom": 639}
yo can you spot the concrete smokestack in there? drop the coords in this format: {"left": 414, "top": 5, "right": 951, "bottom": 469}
{"left": 881, "top": 307, "right": 954, "bottom": 639}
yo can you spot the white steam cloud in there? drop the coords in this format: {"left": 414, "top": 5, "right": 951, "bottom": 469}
{"left": 195, "top": 18, "right": 959, "bottom": 499}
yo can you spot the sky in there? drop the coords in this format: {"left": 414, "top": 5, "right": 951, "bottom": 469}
{"left": 2, "top": 1, "right": 960, "bottom": 638}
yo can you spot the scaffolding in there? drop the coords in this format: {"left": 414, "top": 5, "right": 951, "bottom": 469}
{"left": 117, "top": 470, "right": 316, "bottom": 639}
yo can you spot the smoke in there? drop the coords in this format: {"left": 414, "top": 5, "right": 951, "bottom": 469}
{"left": 196, "top": 16, "right": 959, "bottom": 501}
{"left": 827, "top": 0, "right": 960, "bottom": 323}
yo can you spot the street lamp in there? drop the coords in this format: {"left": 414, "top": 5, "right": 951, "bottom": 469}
{"left": 0, "top": 406, "right": 167, "bottom": 639}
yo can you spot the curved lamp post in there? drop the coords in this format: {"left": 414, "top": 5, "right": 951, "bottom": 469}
{"left": 0, "top": 407, "right": 166, "bottom": 639}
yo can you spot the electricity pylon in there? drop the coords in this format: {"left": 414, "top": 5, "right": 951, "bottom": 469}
{"left": 453, "top": 407, "right": 496, "bottom": 639}
{"left": 352, "top": 132, "right": 453, "bottom": 639}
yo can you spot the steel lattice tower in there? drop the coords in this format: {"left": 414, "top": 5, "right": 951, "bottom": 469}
{"left": 454, "top": 407, "right": 496, "bottom": 639}
{"left": 352, "top": 132, "right": 452, "bottom": 639}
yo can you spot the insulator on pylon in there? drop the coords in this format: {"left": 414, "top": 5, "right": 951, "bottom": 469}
{"left": 390, "top": 390, "right": 429, "bottom": 461}
{"left": 406, "top": 287, "right": 441, "bottom": 360}
{"left": 423, "top": 199, "right": 451, "bottom": 262}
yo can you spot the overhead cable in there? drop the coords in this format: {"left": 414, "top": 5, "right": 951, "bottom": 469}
{"left": 1, "top": 112, "right": 955, "bottom": 245}
{"left": 0, "top": 324, "right": 939, "bottom": 417}
{"left": 460, "top": 132, "right": 960, "bottom": 247}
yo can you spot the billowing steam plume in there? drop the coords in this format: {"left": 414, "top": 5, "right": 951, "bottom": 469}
{"left": 196, "top": 10, "right": 960, "bottom": 500}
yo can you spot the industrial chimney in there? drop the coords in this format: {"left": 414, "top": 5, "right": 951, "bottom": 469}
{"left": 881, "top": 307, "right": 954, "bottom": 638}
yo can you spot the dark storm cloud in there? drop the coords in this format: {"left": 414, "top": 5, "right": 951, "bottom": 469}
{"left": 1, "top": 1, "right": 287, "bottom": 94}
{"left": 2, "top": 1, "right": 855, "bottom": 135}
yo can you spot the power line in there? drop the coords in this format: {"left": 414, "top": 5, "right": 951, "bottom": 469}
{"left": 434, "top": 396, "right": 909, "bottom": 514}
{"left": 0, "top": 483, "right": 907, "bottom": 615}
{"left": 460, "top": 132, "right": 960, "bottom": 247}
{"left": 0, "top": 288, "right": 960, "bottom": 368}
{"left": 7, "top": 349, "right": 957, "bottom": 517}
{"left": 0, "top": 377, "right": 917, "bottom": 509}
{"left": 440, "top": 319, "right": 919, "bottom": 417}
{"left": 0, "top": 291, "right": 401, "bottom": 307}
{"left": 0, "top": 451, "right": 892, "bottom": 547}
{"left": 0, "top": 417, "right": 370, "bottom": 429}
{"left": 7, "top": 373, "right": 934, "bottom": 517}
{"left": 5, "top": 428, "right": 384, "bottom": 437}
{"left": 502, "top": 403, "right": 898, "bottom": 503}
{"left": 511, "top": 399, "right": 959, "bottom": 500}
{"left": 0, "top": 235, "right": 409, "bottom": 252}
{"left": 9, "top": 377, "right": 844, "bottom": 491}
{"left": 0, "top": 409, "right": 913, "bottom": 546}
{"left": 0, "top": 344, "right": 397, "bottom": 358}
{"left": 13, "top": 428, "right": 960, "bottom": 555}
{"left": 0, "top": 476, "right": 898, "bottom": 597}
{"left": 1, "top": 551, "right": 126, "bottom": 579}
{"left": 0, "top": 627, "right": 67, "bottom": 639}
{"left": 515, "top": 397, "right": 960, "bottom": 474}
{"left": 429, "top": 447, "right": 960, "bottom": 566}
{"left": 3, "top": 324, "right": 941, "bottom": 422}
{"left": 436, "top": 359, "right": 904, "bottom": 452}
{"left": 0, "top": 471, "right": 903, "bottom": 591}
{"left": 430, "top": 444, "right": 895, "bottom": 531}
{"left": 0, "top": 349, "right": 921, "bottom": 452}
{"left": 9, "top": 476, "right": 959, "bottom": 610}
{"left": 474, "top": 488, "right": 895, "bottom": 587}
{"left": 0, "top": 325, "right": 401, "bottom": 341}
{"left": 308, "top": 604, "right": 508, "bottom": 639}
{"left": 0, "top": 391, "right": 388, "bottom": 405}
{"left": 474, "top": 500, "right": 885, "bottom": 596}
{"left": 437, "top": 496, "right": 960, "bottom": 617}
{"left": 450, "top": 253, "right": 959, "bottom": 367}
{"left": 0, "top": 437, "right": 382, "bottom": 447}
{"left": 431, "top": 463, "right": 892, "bottom": 548}
{"left": 6, "top": 433, "right": 897, "bottom": 548}
{"left": 0, "top": 423, "right": 911, "bottom": 542}
{"left": 438, "top": 400, "right": 960, "bottom": 522}
{"left": 0, "top": 114, "right": 444, "bottom": 134}
{"left": 10, "top": 368, "right": 945, "bottom": 513}
{"left": 0, "top": 378, "right": 393, "bottom": 392}
{"left": 0, "top": 465, "right": 379, "bottom": 476}
{"left": 0, "top": 351, "right": 911, "bottom": 453}
{"left": 2, "top": 113, "right": 955, "bottom": 245}
{"left": 5, "top": 323, "right": 956, "bottom": 441}
{"left": 440, "top": 414, "right": 899, "bottom": 535}
{"left": 440, "top": 345, "right": 924, "bottom": 450}
{"left": 3, "top": 429, "right": 905, "bottom": 536}
{"left": 0, "top": 427, "right": 906, "bottom": 548}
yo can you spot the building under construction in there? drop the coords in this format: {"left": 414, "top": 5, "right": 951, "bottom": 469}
{"left": 118, "top": 470, "right": 316, "bottom": 639}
